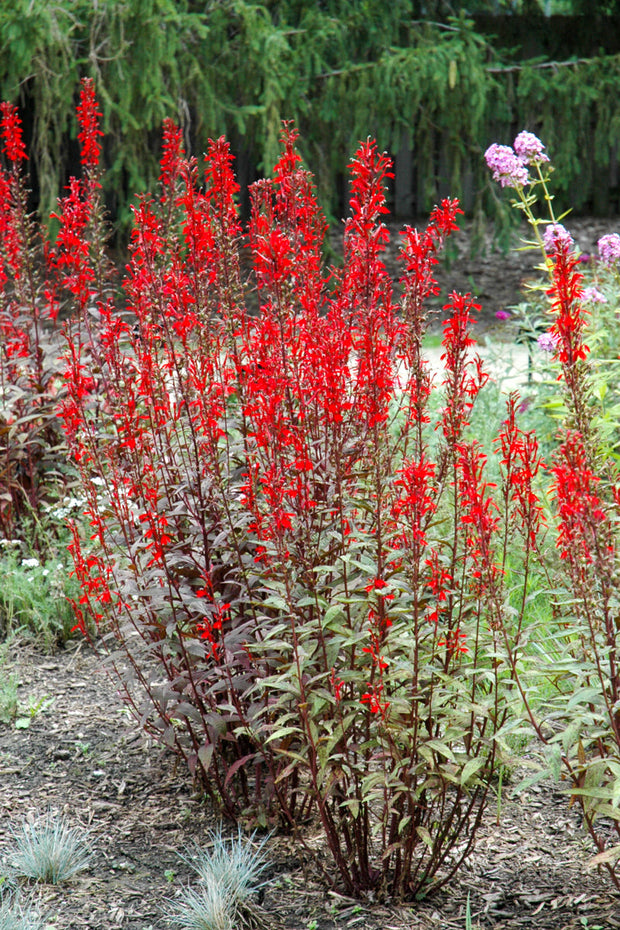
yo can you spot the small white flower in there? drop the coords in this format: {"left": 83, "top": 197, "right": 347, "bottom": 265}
{"left": 21, "top": 558, "right": 40, "bottom": 569}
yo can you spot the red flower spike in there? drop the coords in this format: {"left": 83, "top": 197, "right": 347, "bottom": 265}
{"left": 159, "top": 119, "right": 185, "bottom": 190}
{"left": 551, "top": 431, "right": 608, "bottom": 565}
{"left": 456, "top": 441, "right": 502, "bottom": 595}
{"left": 360, "top": 682, "right": 390, "bottom": 719}
{"left": 76, "top": 78, "right": 103, "bottom": 171}
{"left": 440, "top": 292, "right": 488, "bottom": 445}
{"left": 496, "top": 394, "right": 546, "bottom": 546}
{"left": 48, "top": 177, "right": 95, "bottom": 306}
{"left": 0, "top": 103, "right": 27, "bottom": 163}
{"left": 205, "top": 136, "right": 241, "bottom": 237}
{"left": 393, "top": 456, "right": 437, "bottom": 548}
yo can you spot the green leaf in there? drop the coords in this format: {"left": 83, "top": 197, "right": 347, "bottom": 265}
{"left": 197, "top": 743, "right": 214, "bottom": 772}
{"left": 460, "top": 757, "right": 485, "bottom": 786}
{"left": 415, "top": 826, "right": 434, "bottom": 849}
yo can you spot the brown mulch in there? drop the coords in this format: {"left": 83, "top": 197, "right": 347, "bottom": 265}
{"left": 0, "top": 640, "right": 619, "bottom": 930}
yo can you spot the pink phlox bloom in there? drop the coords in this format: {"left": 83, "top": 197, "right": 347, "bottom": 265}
{"left": 597, "top": 233, "right": 620, "bottom": 267}
{"left": 495, "top": 310, "right": 511, "bottom": 321}
{"left": 581, "top": 286, "right": 606, "bottom": 304}
{"left": 537, "top": 331, "right": 558, "bottom": 352}
{"left": 513, "top": 131, "right": 550, "bottom": 166}
{"left": 543, "top": 223, "right": 573, "bottom": 255}
{"left": 484, "top": 143, "right": 529, "bottom": 189}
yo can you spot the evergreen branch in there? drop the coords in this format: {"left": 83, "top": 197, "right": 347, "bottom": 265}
{"left": 486, "top": 53, "right": 620, "bottom": 73}
{"left": 318, "top": 51, "right": 620, "bottom": 82}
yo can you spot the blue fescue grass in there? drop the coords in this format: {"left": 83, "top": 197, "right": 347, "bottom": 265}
{"left": 6, "top": 813, "right": 94, "bottom": 885}
{"left": 167, "top": 826, "right": 271, "bottom": 930}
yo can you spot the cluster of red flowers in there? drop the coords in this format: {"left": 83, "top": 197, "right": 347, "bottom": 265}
{"left": 0, "top": 105, "right": 27, "bottom": 291}
{"left": 497, "top": 394, "right": 545, "bottom": 547}
{"left": 0, "top": 98, "right": 65, "bottom": 540}
{"left": 11, "top": 82, "right": 599, "bottom": 748}
{"left": 0, "top": 103, "right": 27, "bottom": 163}
{"left": 48, "top": 79, "right": 106, "bottom": 312}
{"left": 456, "top": 441, "right": 501, "bottom": 596}
{"left": 6, "top": 82, "right": 620, "bottom": 896}
{"left": 544, "top": 229, "right": 613, "bottom": 572}
{"left": 76, "top": 78, "right": 103, "bottom": 172}
{"left": 552, "top": 432, "right": 607, "bottom": 565}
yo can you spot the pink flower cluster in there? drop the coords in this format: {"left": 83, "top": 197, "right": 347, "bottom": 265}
{"left": 543, "top": 223, "right": 573, "bottom": 255}
{"left": 537, "top": 331, "right": 558, "bottom": 353}
{"left": 513, "top": 131, "right": 550, "bottom": 166}
{"left": 484, "top": 130, "right": 549, "bottom": 189}
{"left": 581, "top": 286, "right": 606, "bottom": 304}
{"left": 597, "top": 233, "right": 620, "bottom": 266}
{"left": 484, "top": 143, "right": 529, "bottom": 189}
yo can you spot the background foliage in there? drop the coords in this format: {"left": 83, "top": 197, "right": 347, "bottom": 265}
{"left": 1, "top": 0, "right": 619, "bottom": 239}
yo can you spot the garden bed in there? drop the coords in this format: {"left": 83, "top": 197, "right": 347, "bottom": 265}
{"left": 0, "top": 641, "right": 618, "bottom": 930}
{"left": 390, "top": 215, "right": 619, "bottom": 332}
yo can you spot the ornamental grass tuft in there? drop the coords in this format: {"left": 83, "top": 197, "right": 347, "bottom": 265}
{"left": 167, "top": 827, "right": 271, "bottom": 930}
{"left": 0, "top": 888, "right": 45, "bottom": 930}
{"left": 167, "top": 882, "right": 234, "bottom": 930}
{"left": 6, "top": 813, "right": 94, "bottom": 885}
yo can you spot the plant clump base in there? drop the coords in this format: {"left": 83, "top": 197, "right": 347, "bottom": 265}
{"left": 0, "top": 645, "right": 617, "bottom": 930}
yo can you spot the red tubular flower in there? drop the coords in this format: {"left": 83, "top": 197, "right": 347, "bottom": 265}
{"left": 347, "top": 139, "right": 393, "bottom": 232}
{"left": 399, "top": 198, "right": 463, "bottom": 324}
{"left": 361, "top": 681, "right": 389, "bottom": 718}
{"left": 204, "top": 136, "right": 241, "bottom": 237}
{"left": 251, "top": 214, "right": 294, "bottom": 290}
{"left": 301, "top": 307, "right": 352, "bottom": 425}
{"left": 0, "top": 102, "right": 27, "bottom": 163}
{"left": 159, "top": 118, "right": 185, "bottom": 190}
{"left": 337, "top": 140, "right": 398, "bottom": 431}
{"left": 342, "top": 139, "right": 394, "bottom": 314}
{"left": 393, "top": 455, "right": 437, "bottom": 548}
{"left": 396, "top": 200, "right": 464, "bottom": 424}
{"left": 551, "top": 431, "right": 608, "bottom": 565}
{"left": 194, "top": 575, "right": 229, "bottom": 661}
{"left": 547, "top": 243, "right": 587, "bottom": 366}
{"left": 425, "top": 550, "right": 452, "bottom": 625}
{"left": 440, "top": 292, "right": 488, "bottom": 445}
{"left": 67, "top": 522, "right": 115, "bottom": 632}
{"left": 48, "top": 177, "right": 95, "bottom": 306}
{"left": 249, "top": 125, "right": 325, "bottom": 308}
{"left": 456, "top": 441, "right": 501, "bottom": 592}
{"left": 546, "top": 237, "right": 593, "bottom": 436}
{"left": 497, "top": 394, "right": 546, "bottom": 546}
{"left": 0, "top": 166, "right": 25, "bottom": 278}
{"left": 330, "top": 668, "right": 344, "bottom": 703}
{"left": 76, "top": 78, "right": 103, "bottom": 171}
{"left": 437, "top": 629, "right": 468, "bottom": 655}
